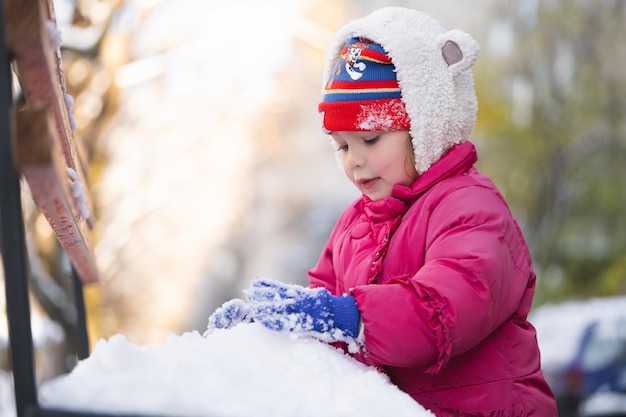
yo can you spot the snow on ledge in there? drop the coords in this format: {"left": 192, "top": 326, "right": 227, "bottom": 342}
{"left": 39, "top": 323, "right": 433, "bottom": 417}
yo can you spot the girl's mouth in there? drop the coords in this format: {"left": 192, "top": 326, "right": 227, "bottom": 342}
{"left": 359, "top": 177, "right": 379, "bottom": 190}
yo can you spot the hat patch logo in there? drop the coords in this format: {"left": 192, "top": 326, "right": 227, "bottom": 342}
{"left": 344, "top": 41, "right": 369, "bottom": 80}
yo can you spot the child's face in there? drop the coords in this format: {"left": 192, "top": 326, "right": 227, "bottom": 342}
{"left": 331, "top": 130, "right": 418, "bottom": 201}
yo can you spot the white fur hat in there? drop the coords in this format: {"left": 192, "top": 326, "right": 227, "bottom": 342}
{"left": 321, "top": 7, "right": 480, "bottom": 174}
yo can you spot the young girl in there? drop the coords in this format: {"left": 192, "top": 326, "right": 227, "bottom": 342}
{"left": 208, "top": 7, "right": 558, "bottom": 416}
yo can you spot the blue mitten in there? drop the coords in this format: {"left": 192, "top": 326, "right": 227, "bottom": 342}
{"left": 204, "top": 298, "right": 251, "bottom": 335}
{"left": 245, "top": 278, "right": 361, "bottom": 342}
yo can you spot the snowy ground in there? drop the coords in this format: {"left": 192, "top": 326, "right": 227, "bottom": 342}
{"left": 38, "top": 323, "right": 433, "bottom": 417}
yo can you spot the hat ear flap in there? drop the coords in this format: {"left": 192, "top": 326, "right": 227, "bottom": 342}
{"left": 437, "top": 29, "right": 479, "bottom": 76}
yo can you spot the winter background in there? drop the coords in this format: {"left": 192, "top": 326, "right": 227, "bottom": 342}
{"left": 2, "top": 0, "right": 623, "bottom": 416}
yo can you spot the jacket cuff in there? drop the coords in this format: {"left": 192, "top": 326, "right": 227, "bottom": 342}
{"left": 331, "top": 294, "right": 361, "bottom": 338}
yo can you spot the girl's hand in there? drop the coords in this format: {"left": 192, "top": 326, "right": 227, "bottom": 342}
{"left": 245, "top": 278, "right": 361, "bottom": 343}
{"left": 204, "top": 298, "right": 252, "bottom": 335}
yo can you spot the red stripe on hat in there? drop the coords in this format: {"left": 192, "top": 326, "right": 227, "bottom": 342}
{"left": 325, "top": 80, "right": 400, "bottom": 91}
{"left": 358, "top": 48, "right": 392, "bottom": 63}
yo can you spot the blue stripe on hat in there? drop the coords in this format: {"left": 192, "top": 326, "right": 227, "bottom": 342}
{"left": 323, "top": 90, "right": 402, "bottom": 103}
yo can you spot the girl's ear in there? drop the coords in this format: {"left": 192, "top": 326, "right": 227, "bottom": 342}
{"left": 437, "top": 29, "right": 479, "bottom": 77}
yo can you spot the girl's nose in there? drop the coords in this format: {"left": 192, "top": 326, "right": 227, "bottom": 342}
{"left": 345, "top": 148, "right": 364, "bottom": 169}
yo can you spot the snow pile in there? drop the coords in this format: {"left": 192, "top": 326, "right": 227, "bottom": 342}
{"left": 39, "top": 323, "right": 433, "bottom": 417}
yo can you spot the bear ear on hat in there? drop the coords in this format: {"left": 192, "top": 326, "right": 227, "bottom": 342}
{"left": 437, "top": 29, "right": 479, "bottom": 77}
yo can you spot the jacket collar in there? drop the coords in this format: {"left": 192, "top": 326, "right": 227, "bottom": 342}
{"left": 394, "top": 141, "right": 477, "bottom": 202}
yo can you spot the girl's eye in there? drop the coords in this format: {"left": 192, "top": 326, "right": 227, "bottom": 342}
{"left": 337, "top": 144, "right": 348, "bottom": 151}
{"left": 364, "top": 136, "right": 380, "bottom": 145}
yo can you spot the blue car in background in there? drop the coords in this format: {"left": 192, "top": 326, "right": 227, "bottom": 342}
{"left": 531, "top": 297, "right": 626, "bottom": 417}
{"left": 577, "top": 316, "right": 626, "bottom": 416}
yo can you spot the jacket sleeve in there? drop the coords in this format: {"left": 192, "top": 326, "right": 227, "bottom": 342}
{"left": 308, "top": 236, "right": 337, "bottom": 293}
{"left": 352, "top": 184, "right": 534, "bottom": 374}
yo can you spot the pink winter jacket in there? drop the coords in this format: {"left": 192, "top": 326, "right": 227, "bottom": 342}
{"left": 308, "top": 142, "right": 557, "bottom": 416}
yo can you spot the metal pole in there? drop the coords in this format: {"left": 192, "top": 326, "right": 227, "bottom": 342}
{"left": 71, "top": 266, "right": 90, "bottom": 360}
{"left": 0, "top": 0, "right": 39, "bottom": 415}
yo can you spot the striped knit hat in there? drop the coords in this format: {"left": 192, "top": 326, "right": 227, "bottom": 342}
{"left": 319, "top": 37, "right": 410, "bottom": 133}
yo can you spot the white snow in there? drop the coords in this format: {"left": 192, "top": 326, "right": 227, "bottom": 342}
{"left": 579, "top": 389, "right": 626, "bottom": 416}
{"left": 39, "top": 323, "right": 434, "bottom": 417}
{"left": 0, "top": 370, "right": 14, "bottom": 417}
{"left": 67, "top": 168, "right": 90, "bottom": 219}
{"left": 46, "top": 20, "right": 63, "bottom": 50}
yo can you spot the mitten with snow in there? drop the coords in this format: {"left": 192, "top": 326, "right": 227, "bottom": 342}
{"left": 204, "top": 298, "right": 251, "bottom": 335}
{"left": 245, "top": 278, "right": 361, "bottom": 342}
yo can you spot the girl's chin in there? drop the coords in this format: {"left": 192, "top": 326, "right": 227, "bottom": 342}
{"left": 363, "top": 190, "right": 392, "bottom": 201}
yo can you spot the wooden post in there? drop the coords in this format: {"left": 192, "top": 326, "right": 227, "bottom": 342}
{"left": 4, "top": 0, "right": 98, "bottom": 284}
{"left": 15, "top": 108, "right": 99, "bottom": 283}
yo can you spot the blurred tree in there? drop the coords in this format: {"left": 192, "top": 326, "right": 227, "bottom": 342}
{"left": 475, "top": 0, "right": 626, "bottom": 303}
